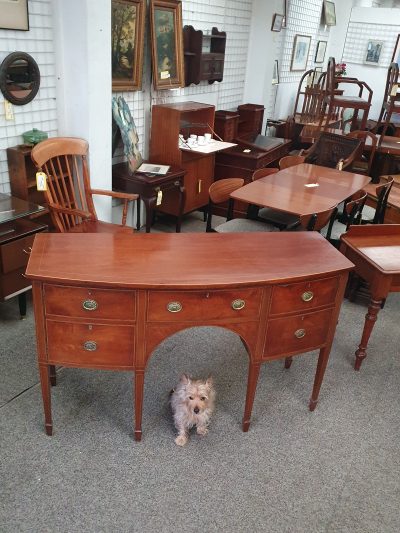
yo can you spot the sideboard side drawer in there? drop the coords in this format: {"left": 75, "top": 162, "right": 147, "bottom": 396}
{"left": 269, "top": 277, "right": 339, "bottom": 315}
{"left": 147, "top": 288, "right": 262, "bottom": 322}
{"left": 44, "top": 285, "right": 136, "bottom": 320}
{"left": 0, "top": 234, "right": 35, "bottom": 273}
{"left": 263, "top": 308, "right": 333, "bottom": 358}
{"left": 46, "top": 320, "right": 134, "bottom": 367}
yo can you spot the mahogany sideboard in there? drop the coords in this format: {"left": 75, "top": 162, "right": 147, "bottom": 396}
{"left": 26, "top": 232, "right": 353, "bottom": 441}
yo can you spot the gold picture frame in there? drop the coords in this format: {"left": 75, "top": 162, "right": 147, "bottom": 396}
{"left": 112, "top": 0, "right": 146, "bottom": 91}
{"left": 150, "top": 0, "right": 185, "bottom": 90}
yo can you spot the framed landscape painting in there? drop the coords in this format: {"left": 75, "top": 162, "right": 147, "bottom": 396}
{"left": 291, "top": 34, "right": 311, "bottom": 72}
{"left": 365, "top": 40, "right": 383, "bottom": 65}
{"left": 150, "top": 0, "right": 185, "bottom": 90}
{"left": 112, "top": 0, "right": 145, "bottom": 91}
{"left": 315, "top": 40, "right": 327, "bottom": 63}
{"left": 323, "top": 1, "right": 336, "bottom": 26}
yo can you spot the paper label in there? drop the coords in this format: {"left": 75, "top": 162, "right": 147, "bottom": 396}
{"left": 160, "top": 71, "right": 170, "bottom": 79}
{"left": 156, "top": 190, "right": 163, "bottom": 206}
{"left": 36, "top": 172, "right": 47, "bottom": 191}
{"left": 304, "top": 183, "right": 319, "bottom": 188}
{"left": 390, "top": 84, "right": 398, "bottom": 97}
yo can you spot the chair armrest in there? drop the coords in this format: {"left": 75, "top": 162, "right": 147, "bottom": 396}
{"left": 90, "top": 189, "right": 139, "bottom": 201}
{"left": 48, "top": 203, "right": 93, "bottom": 219}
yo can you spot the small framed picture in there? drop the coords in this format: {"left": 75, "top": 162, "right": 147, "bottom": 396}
{"left": 391, "top": 34, "right": 400, "bottom": 63}
{"left": 290, "top": 34, "right": 311, "bottom": 72}
{"left": 315, "top": 40, "right": 327, "bottom": 63}
{"left": 282, "top": 0, "right": 288, "bottom": 28}
{"left": 271, "top": 14, "right": 284, "bottom": 32}
{"left": 0, "top": 0, "right": 29, "bottom": 30}
{"left": 323, "top": 1, "right": 336, "bottom": 26}
{"left": 365, "top": 40, "right": 383, "bottom": 65}
{"left": 272, "top": 60, "right": 279, "bottom": 84}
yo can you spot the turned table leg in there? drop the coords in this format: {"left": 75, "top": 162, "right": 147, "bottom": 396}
{"left": 39, "top": 364, "right": 53, "bottom": 435}
{"left": 134, "top": 370, "right": 145, "bottom": 441}
{"left": 354, "top": 297, "right": 383, "bottom": 371}
{"left": 242, "top": 362, "right": 261, "bottom": 432}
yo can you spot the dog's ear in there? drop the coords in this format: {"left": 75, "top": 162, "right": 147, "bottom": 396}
{"left": 205, "top": 375, "right": 213, "bottom": 388}
{"left": 180, "top": 373, "right": 191, "bottom": 385}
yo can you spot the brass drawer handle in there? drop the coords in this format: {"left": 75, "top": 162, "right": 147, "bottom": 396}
{"left": 82, "top": 299, "right": 98, "bottom": 311}
{"left": 167, "top": 301, "right": 182, "bottom": 313}
{"left": 232, "top": 299, "right": 245, "bottom": 311}
{"left": 294, "top": 329, "right": 306, "bottom": 339}
{"left": 301, "top": 291, "right": 314, "bottom": 302}
{"left": 83, "top": 340, "right": 97, "bottom": 351}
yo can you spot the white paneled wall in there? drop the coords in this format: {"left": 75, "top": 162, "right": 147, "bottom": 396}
{"left": 0, "top": 0, "right": 57, "bottom": 193}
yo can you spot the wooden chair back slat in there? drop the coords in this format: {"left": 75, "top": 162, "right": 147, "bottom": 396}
{"left": 300, "top": 206, "right": 338, "bottom": 232}
{"left": 251, "top": 168, "right": 279, "bottom": 181}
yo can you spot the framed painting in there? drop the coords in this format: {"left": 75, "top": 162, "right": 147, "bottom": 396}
{"left": 272, "top": 60, "right": 279, "bottom": 84}
{"left": 112, "top": 0, "right": 145, "bottom": 91}
{"left": 365, "top": 40, "right": 383, "bottom": 65}
{"left": 315, "top": 40, "right": 327, "bottom": 63}
{"left": 323, "top": 1, "right": 336, "bottom": 26}
{"left": 391, "top": 34, "right": 400, "bottom": 64}
{"left": 271, "top": 14, "right": 284, "bottom": 32}
{"left": 0, "top": 0, "right": 29, "bottom": 31}
{"left": 290, "top": 34, "right": 311, "bottom": 72}
{"left": 150, "top": 0, "right": 185, "bottom": 90}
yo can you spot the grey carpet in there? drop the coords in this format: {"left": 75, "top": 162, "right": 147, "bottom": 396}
{"left": 1, "top": 213, "right": 399, "bottom": 532}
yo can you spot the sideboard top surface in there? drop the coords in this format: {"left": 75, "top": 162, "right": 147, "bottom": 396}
{"left": 26, "top": 233, "right": 353, "bottom": 289}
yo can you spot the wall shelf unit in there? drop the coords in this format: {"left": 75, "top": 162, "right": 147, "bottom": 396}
{"left": 183, "top": 26, "right": 226, "bottom": 86}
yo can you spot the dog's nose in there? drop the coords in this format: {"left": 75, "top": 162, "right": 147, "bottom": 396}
{"left": 194, "top": 407, "right": 199, "bottom": 414}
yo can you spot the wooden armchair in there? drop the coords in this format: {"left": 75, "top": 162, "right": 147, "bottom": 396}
{"left": 31, "top": 137, "right": 138, "bottom": 233}
{"left": 346, "top": 130, "right": 378, "bottom": 176}
{"left": 319, "top": 57, "right": 373, "bottom": 132}
{"left": 302, "top": 132, "right": 361, "bottom": 170}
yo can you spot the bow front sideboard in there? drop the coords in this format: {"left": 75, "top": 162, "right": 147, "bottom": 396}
{"left": 26, "top": 232, "right": 353, "bottom": 441}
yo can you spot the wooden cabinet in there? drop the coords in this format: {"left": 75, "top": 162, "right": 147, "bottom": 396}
{"left": 7, "top": 145, "right": 52, "bottom": 227}
{"left": 183, "top": 26, "right": 226, "bottom": 86}
{"left": 27, "top": 232, "right": 353, "bottom": 440}
{"left": 149, "top": 101, "right": 216, "bottom": 216}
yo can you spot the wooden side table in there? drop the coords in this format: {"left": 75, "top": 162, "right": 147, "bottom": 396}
{"left": 340, "top": 225, "right": 400, "bottom": 370}
{"left": 112, "top": 163, "right": 186, "bottom": 232}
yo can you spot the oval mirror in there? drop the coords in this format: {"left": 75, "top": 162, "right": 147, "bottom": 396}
{"left": 0, "top": 52, "right": 40, "bottom": 105}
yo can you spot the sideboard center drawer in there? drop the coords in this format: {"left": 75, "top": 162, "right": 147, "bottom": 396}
{"left": 44, "top": 285, "right": 136, "bottom": 320}
{"left": 147, "top": 288, "right": 262, "bottom": 322}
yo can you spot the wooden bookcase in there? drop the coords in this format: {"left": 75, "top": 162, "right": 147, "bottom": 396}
{"left": 149, "top": 101, "right": 216, "bottom": 216}
{"left": 183, "top": 26, "right": 226, "bottom": 86}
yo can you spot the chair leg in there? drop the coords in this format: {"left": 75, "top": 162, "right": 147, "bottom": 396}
{"left": 284, "top": 357, "right": 293, "bottom": 369}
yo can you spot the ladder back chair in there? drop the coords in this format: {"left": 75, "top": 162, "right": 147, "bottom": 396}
{"left": 376, "top": 63, "right": 400, "bottom": 145}
{"left": 31, "top": 137, "right": 138, "bottom": 233}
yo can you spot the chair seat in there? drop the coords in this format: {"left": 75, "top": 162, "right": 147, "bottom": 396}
{"left": 67, "top": 220, "right": 133, "bottom": 234}
{"left": 320, "top": 220, "right": 347, "bottom": 240}
{"left": 215, "top": 218, "right": 279, "bottom": 233}
{"left": 360, "top": 204, "right": 376, "bottom": 222}
{"left": 328, "top": 96, "right": 371, "bottom": 108}
{"left": 258, "top": 208, "right": 300, "bottom": 227}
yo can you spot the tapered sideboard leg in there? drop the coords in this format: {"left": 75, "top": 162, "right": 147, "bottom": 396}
{"left": 309, "top": 346, "right": 330, "bottom": 411}
{"left": 242, "top": 362, "right": 261, "bottom": 432}
{"left": 39, "top": 364, "right": 53, "bottom": 435}
{"left": 134, "top": 371, "right": 144, "bottom": 441}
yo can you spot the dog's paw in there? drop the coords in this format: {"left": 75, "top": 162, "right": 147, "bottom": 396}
{"left": 196, "top": 426, "right": 209, "bottom": 436}
{"left": 175, "top": 434, "right": 188, "bottom": 446}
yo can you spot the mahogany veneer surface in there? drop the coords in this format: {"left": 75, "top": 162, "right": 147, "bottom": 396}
{"left": 27, "top": 232, "right": 353, "bottom": 440}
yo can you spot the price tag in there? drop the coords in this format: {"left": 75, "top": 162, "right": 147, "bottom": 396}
{"left": 390, "top": 84, "right": 398, "bottom": 97}
{"left": 160, "top": 71, "right": 170, "bottom": 79}
{"left": 36, "top": 171, "right": 47, "bottom": 191}
{"left": 156, "top": 190, "right": 163, "bottom": 206}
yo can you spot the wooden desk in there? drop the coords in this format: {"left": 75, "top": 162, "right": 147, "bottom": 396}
{"left": 112, "top": 163, "right": 186, "bottom": 232}
{"left": 340, "top": 225, "right": 400, "bottom": 370}
{"left": 26, "top": 232, "right": 353, "bottom": 440}
{"left": 230, "top": 164, "right": 370, "bottom": 217}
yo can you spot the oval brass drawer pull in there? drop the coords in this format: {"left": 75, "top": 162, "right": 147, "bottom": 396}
{"left": 167, "top": 301, "right": 182, "bottom": 313}
{"left": 294, "top": 328, "right": 306, "bottom": 339}
{"left": 301, "top": 291, "right": 314, "bottom": 302}
{"left": 82, "top": 299, "right": 98, "bottom": 311}
{"left": 83, "top": 340, "right": 97, "bottom": 351}
{"left": 232, "top": 299, "right": 245, "bottom": 310}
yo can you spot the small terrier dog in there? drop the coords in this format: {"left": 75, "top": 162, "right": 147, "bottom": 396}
{"left": 170, "top": 374, "right": 215, "bottom": 446}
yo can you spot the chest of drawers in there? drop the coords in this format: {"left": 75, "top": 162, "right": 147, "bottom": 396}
{"left": 26, "top": 232, "right": 353, "bottom": 441}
